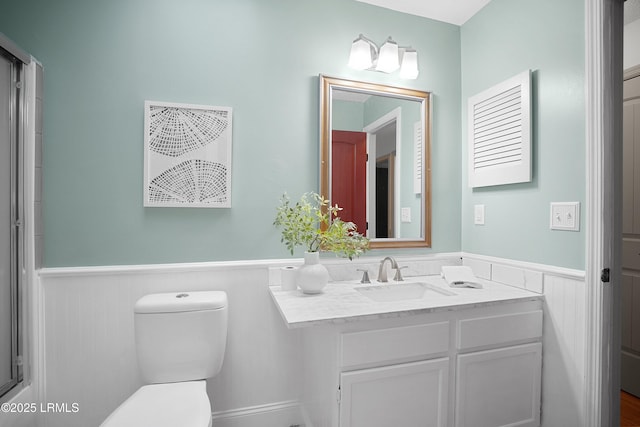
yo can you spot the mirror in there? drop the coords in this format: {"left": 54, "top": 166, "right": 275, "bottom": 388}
{"left": 319, "top": 75, "right": 431, "bottom": 249}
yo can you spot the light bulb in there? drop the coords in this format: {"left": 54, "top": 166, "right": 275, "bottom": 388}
{"left": 375, "top": 37, "right": 399, "bottom": 73}
{"left": 348, "top": 35, "right": 375, "bottom": 70}
{"left": 400, "top": 49, "right": 419, "bottom": 79}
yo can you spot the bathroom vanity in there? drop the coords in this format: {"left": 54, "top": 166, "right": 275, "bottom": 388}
{"left": 270, "top": 275, "right": 543, "bottom": 427}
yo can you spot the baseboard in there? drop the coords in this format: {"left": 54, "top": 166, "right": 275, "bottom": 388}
{"left": 211, "top": 400, "right": 304, "bottom": 427}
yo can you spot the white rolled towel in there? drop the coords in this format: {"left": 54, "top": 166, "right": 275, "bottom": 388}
{"left": 441, "top": 266, "right": 483, "bottom": 288}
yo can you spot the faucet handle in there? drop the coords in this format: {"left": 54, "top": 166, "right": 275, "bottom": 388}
{"left": 393, "top": 266, "right": 408, "bottom": 282}
{"left": 357, "top": 268, "right": 371, "bottom": 284}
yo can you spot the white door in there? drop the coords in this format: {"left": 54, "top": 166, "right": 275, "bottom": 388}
{"left": 339, "top": 358, "right": 449, "bottom": 427}
{"left": 455, "top": 343, "right": 542, "bottom": 427}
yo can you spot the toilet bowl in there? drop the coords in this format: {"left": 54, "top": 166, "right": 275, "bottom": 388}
{"left": 100, "top": 381, "right": 212, "bottom": 427}
{"left": 101, "top": 291, "right": 228, "bottom": 427}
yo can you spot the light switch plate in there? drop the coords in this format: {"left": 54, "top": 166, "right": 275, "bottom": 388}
{"left": 474, "top": 204, "right": 485, "bottom": 225}
{"left": 550, "top": 202, "right": 580, "bottom": 231}
{"left": 401, "top": 207, "right": 411, "bottom": 223}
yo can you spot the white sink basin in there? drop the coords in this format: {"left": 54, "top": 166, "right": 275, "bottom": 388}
{"left": 355, "top": 282, "right": 456, "bottom": 302}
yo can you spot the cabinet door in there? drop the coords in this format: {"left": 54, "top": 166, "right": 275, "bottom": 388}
{"left": 455, "top": 342, "right": 541, "bottom": 427}
{"left": 339, "top": 358, "right": 449, "bottom": 427}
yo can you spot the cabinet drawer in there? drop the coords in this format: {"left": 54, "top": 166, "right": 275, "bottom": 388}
{"left": 457, "top": 310, "right": 542, "bottom": 350}
{"left": 341, "top": 322, "right": 449, "bottom": 369}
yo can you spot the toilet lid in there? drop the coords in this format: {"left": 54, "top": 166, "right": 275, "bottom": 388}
{"left": 100, "top": 381, "right": 211, "bottom": 427}
{"left": 135, "top": 291, "right": 227, "bottom": 314}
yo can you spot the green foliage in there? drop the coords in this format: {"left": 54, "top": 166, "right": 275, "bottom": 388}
{"left": 273, "top": 192, "right": 370, "bottom": 260}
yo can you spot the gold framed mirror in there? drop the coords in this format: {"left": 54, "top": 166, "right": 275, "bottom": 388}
{"left": 319, "top": 75, "right": 431, "bottom": 249}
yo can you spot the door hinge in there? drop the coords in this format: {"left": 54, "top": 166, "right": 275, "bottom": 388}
{"left": 336, "top": 386, "right": 341, "bottom": 404}
{"left": 601, "top": 268, "right": 610, "bottom": 283}
{"left": 15, "top": 81, "right": 22, "bottom": 89}
{"left": 15, "top": 355, "right": 23, "bottom": 367}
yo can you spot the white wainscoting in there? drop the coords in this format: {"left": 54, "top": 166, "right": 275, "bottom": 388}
{"left": 541, "top": 274, "right": 587, "bottom": 427}
{"left": 38, "top": 261, "right": 305, "bottom": 427}
{"left": 37, "top": 254, "right": 586, "bottom": 427}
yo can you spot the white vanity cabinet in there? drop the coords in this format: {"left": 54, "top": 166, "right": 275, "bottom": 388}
{"left": 455, "top": 310, "right": 543, "bottom": 427}
{"left": 339, "top": 322, "right": 450, "bottom": 427}
{"left": 299, "top": 300, "right": 542, "bottom": 427}
{"left": 340, "top": 358, "right": 449, "bottom": 427}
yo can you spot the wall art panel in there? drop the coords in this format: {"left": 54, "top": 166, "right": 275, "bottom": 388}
{"left": 143, "top": 101, "right": 233, "bottom": 208}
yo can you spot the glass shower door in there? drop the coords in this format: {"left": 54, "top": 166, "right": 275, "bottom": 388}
{"left": 0, "top": 51, "right": 18, "bottom": 398}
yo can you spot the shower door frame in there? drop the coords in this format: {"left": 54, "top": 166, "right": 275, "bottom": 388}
{"left": 0, "top": 36, "right": 27, "bottom": 401}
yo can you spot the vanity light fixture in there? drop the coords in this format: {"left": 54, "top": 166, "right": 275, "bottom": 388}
{"left": 347, "top": 34, "right": 377, "bottom": 70}
{"left": 348, "top": 34, "right": 418, "bottom": 79}
{"left": 375, "top": 37, "right": 399, "bottom": 73}
{"left": 399, "top": 49, "right": 419, "bottom": 79}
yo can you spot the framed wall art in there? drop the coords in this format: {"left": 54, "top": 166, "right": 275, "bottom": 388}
{"left": 143, "top": 100, "right": 233, "bottom": 208}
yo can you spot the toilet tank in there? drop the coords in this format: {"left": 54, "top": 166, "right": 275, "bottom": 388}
{"left": 134, "top": 291, "right": 228, "bottom": 384}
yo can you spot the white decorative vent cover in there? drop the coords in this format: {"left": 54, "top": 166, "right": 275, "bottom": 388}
{"left": 468, "top": 70, "right": 531, "bottom": 188}
{"left": 144, "top": 101, "right": 232, "bottom": 208}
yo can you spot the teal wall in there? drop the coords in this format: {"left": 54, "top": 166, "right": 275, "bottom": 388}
{"left": 1, "top": 0, "right": 586, "bottom": 269}
{"left": 332, "top": 100, "right": 364, "bottom": 131}
{"left": 0, "top": 0, "right": 462, "bottom": 267}
{"left": 460, "top": 0, "right": 585, "bottom": 269}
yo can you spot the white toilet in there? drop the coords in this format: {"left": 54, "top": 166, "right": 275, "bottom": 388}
{"left": 101, "top": 291, "right": 228, "bottom": 427}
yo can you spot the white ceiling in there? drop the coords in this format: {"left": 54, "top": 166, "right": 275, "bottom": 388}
{"left": 357, "top": 0, "right": 640, "bottom": 26}
{"left": 355, "top": 0, "right": 492, "bottom": 25}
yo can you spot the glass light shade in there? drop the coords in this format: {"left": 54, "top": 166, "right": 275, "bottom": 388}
{"left": 375, "top": 38, "right": 400, "bottom": 73}
{"left": 400, "top": 49, "right": 419, "bottom": 79}
{"left": 348, "top": 36, "right": 374, "bottom": 70}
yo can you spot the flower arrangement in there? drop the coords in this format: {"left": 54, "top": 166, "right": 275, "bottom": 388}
{"left": 273, "top": 192, "right": 369, "bottom": 260}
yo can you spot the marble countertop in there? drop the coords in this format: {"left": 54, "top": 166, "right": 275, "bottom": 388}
{"left": 269, "top": 275, "right": 543, "bottom": 328}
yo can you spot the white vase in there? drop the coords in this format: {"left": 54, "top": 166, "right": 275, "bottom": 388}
{"left": 297, "top": 251, "right": 329, "bottom": 294}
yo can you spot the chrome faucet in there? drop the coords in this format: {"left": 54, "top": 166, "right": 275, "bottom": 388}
{"left": 378, "top": 257, "right": 398, "bottom": 282}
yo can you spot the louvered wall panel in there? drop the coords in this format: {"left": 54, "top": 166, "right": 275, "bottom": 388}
{"left": 468, "top": 70, "right": 531, "bottom": 188}
{"left": 413, "top": 121, "right": 423, "bottom": 194}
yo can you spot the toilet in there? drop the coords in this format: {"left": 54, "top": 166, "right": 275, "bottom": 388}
{"left": 101, "top": 291, "right": 228, "bottom": 427}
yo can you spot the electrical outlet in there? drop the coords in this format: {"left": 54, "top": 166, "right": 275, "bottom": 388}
{"left": 550, "top": 202, "right": 580, "bottom": 231}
